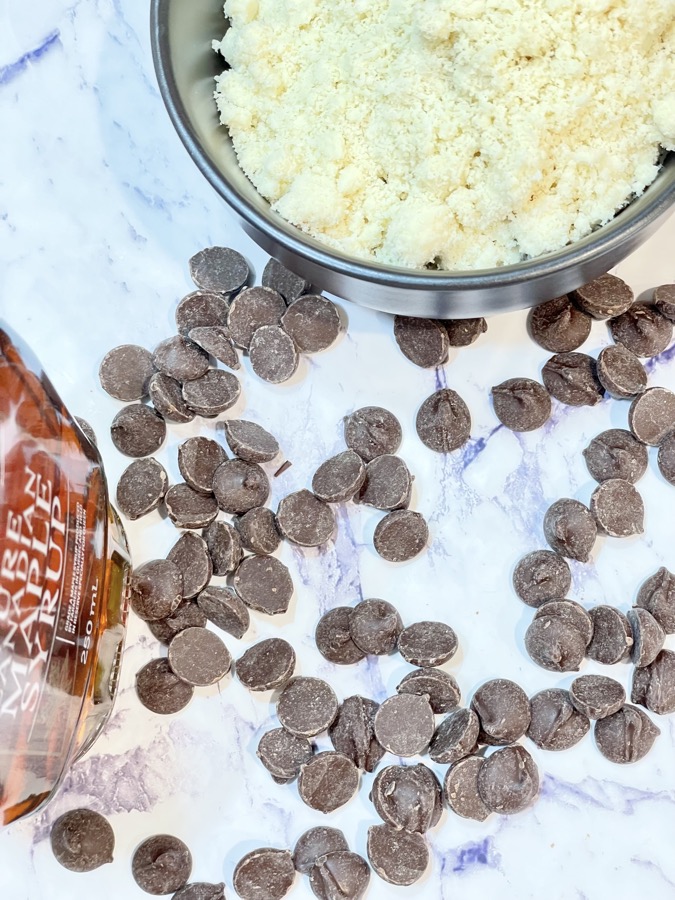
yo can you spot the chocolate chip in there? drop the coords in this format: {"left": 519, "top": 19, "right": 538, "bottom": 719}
{"left": 308, "top": 851, "right": 370, "bottom": 900}
{"left": 513, "top": 550, "right": 572, "bottom": 608}
{"left": 586, "top": 606, "right": 633, "bottom": 664}
{"left": 471, "top": 679, "right": 531, "bottom": 745}
{"left": 147, "top": 601, "right": 207, "bottom": 644}
{"left": 176, "top": 291, "right": 229, "bottom": 335}
{"left": 366, "top": 825, "right": 428, "bottom": 886}
{"left": 135, "top": 658, "right": 194, "bottom": 714}
{"left": 173, "top": 884, "right": 226, "bottom": 900}
{"left": 250, "top": 325, "right": 299, "bottom": 384}
{"left": 398, "top": 620, "right": 458, "bottom": 667}
{"left": 590, "top": 478, "right": 644, "bottom": 537}
{"left": 188, "top": 325, "right": 240, "bottom": 370}
{"left": 315, "top": 608, "right": 366, "bottom": 665}
{"left": 397, "top": 668, "right": 461, "bottom": 714}
{"left": 111, "top": 404, "right": 167, "bottom": 457}
{"left": 227, "top": 286, "right": 286, "bottom": 349}
{"left": 197, "top": 585, "right": 250, "bottom": 638}
{"left": 609, "top": 303, "right": 673, "bottom": 357}
{"left": 236, "top": 638, "right": 296, "bottom": 691}
{"left": 152, "top": 335, "right": 211, "bottom": 382}
{"left": 182, "top": 369, "right": 241, "bottom": 417}
{"left": 569, "top": 675, "right": 625, "bottom": 719}
{"left": 328, "top": 695, "right": 385, "bottom": 772}
{"left": 130, "top": 559, "right": 183, "bottom": 621}
{"left": 281, "top": 295, "right": 340, "bottom": 353}
{"left": 631, "top": 650, "right": 675, "bottom": 715}
{"left": 443, "top": 317, "right": 487, "bottom": 347}
{"left": 312, "top": 450, "right": 366, "bottom": 503}
{"left": 292, "top": 828, "right": 349, "bottom": 875}
{"left": 428, "top": 707, "right": 479, "bottom": 764}
{"left": 477, "top": 745, "right": 539, "bottom": 814}
{"left": 543, "top": 498, "right": 597, "bottom": 562}
{"left": 349, "top": 598, "right": 403, "bottom": 656}
{"left": 257, "top": 728, "right": 313, "bottom": 780}
{"left": 415, "top": 388, "right": 471, "bottom": 452}
{"left": 443, "top": 756, "right": 490, "bottom": 821}
{"left": 75, "top": 417, "right": 97, "bottom": 446}
{"left": 571, "top": 273, "right": 634, "bottom": 319}
{"left": 116, "top": 458, "right": 168, "bottom": 520}
{"left": 276, "top": 490, "right": 336, "bottom": 546}
{"left": 594, "top": 704, "right": 660, "bottom": 763}
{"left": 528, "top": 295, "right": 592, "bottom": 352}
{"left": 177, "top": 437, "right": 227, "bottom": 496}
{"left": 358, "top": 455, "right": 412, "bottom": 510}
{"left": 491, "top": 378, "right": 551, "bottom": 432}
{"left": 583, "top": 429, "right": 649, "bottom": 484}
{"left": 189, "top": 247, "right": 250, "bottom": 295}
{"left": 343, "top": 407, "right": 402, "bottom": 462}
{"left": 149, "top": 373, "right": 196, "bottom": 424}
{"left": 629, "top": 387, "right": 675, "bottom": 446}
{"left": 393, "top": 316, "right": 449, "bottom": 368}
{"left": 166, "top": 532, "right": 213, "bottom": 601}
{"left": 527, "top": 688, "right": 590, "bottom": 750}
{"left": 222, "top": 419, "right": 280, "bottom": 463}
{"left": 373, "top": 694, "right": 435, "bottom": 756}
{"left": 596, "top": 344, "right": 648, "bottom": 399}
{"left": 636, "top": 567, "right": 675, "bottom": 633}
{"left": 233, "top": 555, "right": 294, "bottom": 615}
{"left": 262, "top": 258, "right": 309, "bottom": 303}
{"left": 213, "top": 459, "right": 270, "bottom": 514}
{"left": 278, "top": 677, "right": 339, "bottom": 737}
{"left": 164, "top": 484, "right": 219, "bottom": 529}
{"left": 99, "top": 344, "right": 155, "bottom": 402}
{"left": 627, "top": 607, "right": 666, "bottom": 668}
{"left": 373, "top": 510, "right": 429, "bottom": 562}
{"left": 168, "top": 626, "right": 232, "bottom": 686}
{"left": 533, "top": 599, "right": 593, "bottom": 646}
{"left": 657, "top": 431, "right": 675, "bottom": 485}
{"left": 50, "top": 809, "right": 115, "bottom": 873}
{"left": 202, "top": 520, "right": 243, "bottom": 575}
{"left": 370, "top": 763, "right": 442, "bottom": 833}
{"left": 234, "top": 507, "right": 281, "bottom": 555}
{"left": 298, "top": 752, "right": 360, "bottom": 813}
{"left": 542, "top": 352, "right": 604, "bottom": 406}
{"left": 654, "top": 283, "right": 675, "bottom": 321}
{"left": 132, "top": 835, "right": 192, "bottom": 895}
{"left": 525, "top": 615, "right": 586, "bottom": 672}
{"left": 232, "top": 848, "right": 295, "bottom": 900}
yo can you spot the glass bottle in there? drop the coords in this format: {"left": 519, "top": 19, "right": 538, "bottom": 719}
{"left": 0, "top": 326, "right": 131, "bottom": 826}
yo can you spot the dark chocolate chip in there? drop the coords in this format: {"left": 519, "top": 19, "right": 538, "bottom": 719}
{"left": 416, "top": 388, "right": 471, "bottom": 452}
{"left": 173, "top": 884, "right": 226, "bottom": 900}
{"left": 542, "top": 352, "right": 604, "bottom": 406}
{"left": 543, "top": 498, "right": 597, "bottom": 562}
{"left": 491, "top": 377, "right": 551, "bottom": 432}
{"left": 609, "top": 303, "right": 673, "bottom": 358}
{"left": 50, "top": 809, "right": 115, "bottom": 873}
{"left": 657, "top": 431, "right": 675, "bottom": 485}
{"left": 586, "top": 606, "right": 633, "bottom": 664}
{"left": 628, "top": 607, "right": 666, "bottom": 668}
{"left": 442, "top": 317, "right": 487, "bottom": 347}
{"left": 234, "top": 507, "right": 281, "bottom": 555}
{"left": 236, "top": 638, "right": 296, "bottom": 691}
{"left": 370, "top": 763, "right": 442, "bottom": 833}
{"left": 349, "top": 598, "right": 403, "bottom": 656}
{"left": 312, "top": 450, "right": 366, "bottom": 503}
{"left": 594, "top": 704, "right": 660, "bottom": 763}
{"left": 397, "top": 668, "right": 461, "bottom": 715}
{"left": 250, "top": 325, "right": 299, "bottom": 384}
{"left": 358, "top": 455, "right": 412, "bottom": 510}
{"left": 298, "top": 752, "right": 360, "bottom": 813}
{"left": 393, "top": 316, "right": 449, "bottom": 368}
{"left": 277, "top": 677, "right": 339, "bottom": 737}
{"left": 636, "top": 567, "right": 675, "bottom": 633}
{"left": 111, "top": 404, "right": 167, "bottom": 458}
{"left": 373, "top": 694, "right": 435, "bottom": 757}
{"left": 629, "top": 387, "right": 675, "bottom": 446}
{"left": 135, "top": 658, "right": 194, "bottom": 714}
{"left": 178, "top": 437, "right": 227, "bottom": 495}
{"left": 257, "top": 728, "right": 313, "bottom": 780}
{"left": 293, "top": 828, "right": 349, "bottom": 875}
{"left": 590, "top": 478, "right": 644, "bottom": 537}
{"left": 262, "top": 258, "right": 309, "bottom": 304}
{"left": 570, "top": 675, "right": 625, "bottom": 719}
{"left": 398, "top": 620, "right": 458, "bottom": 667}
{"left": 202, "top": 520, "right": 243, "bottom": 576}
{"left": 281, "top": 295, "right": 340, "bottom": 353}
{"left": 222, "top": 419, "right": 280, "bottom": 463}
{"left": 533, "top": 599, "right": 593, "bottom": 647}
{"left": 443, "top": 756, "right": 490, "bottom": 821}
{"left": 188, "top": 325, "right": 240, "bottom": 370}
{"left": 116, "top": 458, "right": 168, "bottom": 520}
{"left": 132, "top": 835, "right": 192, "bottom": 896}
{"left": 227, "top": 286, "right": 286, "bottom": 349}
{"left": 512, "top": 550, "right": 572, "bottom": 608}
{"left": 75, "top": 417, "right": 97, "bottom": 446}
{"left": 189, "top": 247, "right": 250, "bottom": 295}
{"left": 233, "top": 555, "right": 294, "bottom": 615}
{"left": 366, "top": 825, "right": 428, "bottom": 886}
{"left": 525, "top": 616, "right": 586, "bottom": 672}
{"left": 130, "top": 559, "right": 183, "bottom": 621}
{"left": 328, "top": 696, "right": 385, "bottom": 772}
{"left": 428, "top": 707, "right": 479, "bottom": 764}
{"left": 583, "top": 429, "right": 649, "bottom": 484}
{"left": 373, "top": 510, "right": 429, "bottom": 562}
{"left": 99, "top": 344, "right": 155, "bottom": 402}
{"left": 308, "top": 851, "right": 370, "bottom": 900}
{"left": 631, "top": 649, "right": 675, "bottom": 715}
{"left": 527, "top": 688, "right": 590, "bottom": 750}
{"left": 167, "top": 532, "right": 213, "bottom": 600}
{"left": 471, "top": 679, "right": 531, "bottom": 745}
{"left": 164, "top": 484, "right": 219, "bottom": 529}
{"left": 528, "top": 295, "right": 592, "bottom": 352}
{"left": 654, "top": 283, "right": 675, "bottom": 321}
{"left": 315, "top": 608, "right": 367, "bottom": 665}
{"left": 152, "top": 335, "right": 210, "bottom": 382}
{"left": 167, "top": 626, "right": 232, "bottom": 686}
{"left": 596, "top": 344, "right": 648, "bottom": 399}
{"left": 148, "top": 601, "right": 207, "bottom": 645}
{"left": 343, "top": 407, "right": 402, "bottom": 462}
{"left": 477, "top": 745, "right": 539, "bottom": 814}
{"left": 197, "top": 585, "right": 250, "bottom": 638}
{"left": 176, "top": 291, "right": 229, "bottom": 335}
{"left": 181, "top": 369, "right": 241, "bottom": 417}
{"left": 571, "top": 273, "right": 634, "bottom": 319}
{"left": 232, "top": 848, "right": 295, "bottom": 900}
{"left": 149, "top": 373, "right": 196, "bottom": 424}
{"left": 212, "top": 459, "right": 270, "bottom": 514}
{"left": 276, "top": 490, "right": 336, "bottom": 546}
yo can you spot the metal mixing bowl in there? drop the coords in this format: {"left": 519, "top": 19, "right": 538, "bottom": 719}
{"left": 150, "top": 0, "right": 675, "bottom": 317}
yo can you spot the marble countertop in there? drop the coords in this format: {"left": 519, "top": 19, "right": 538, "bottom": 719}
{"left": 2, "top": 2, "right": 675, "bottom": 898}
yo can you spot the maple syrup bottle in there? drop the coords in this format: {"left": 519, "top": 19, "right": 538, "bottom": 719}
{"left": 0, "top": 327, "right": 131, "bottom": 825}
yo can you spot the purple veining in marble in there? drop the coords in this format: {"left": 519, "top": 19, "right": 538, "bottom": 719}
{"left": 441, "top": 837, "right": 501, "bottom": 874}
{"left": 646, "top": 342, "right": 675, "bottom": 373}
{"left": 630, "top": 856, "right": 675, "bottom": 888}
{"left": 0, "top": 31, "right": 61, "bottom": 86}
{"left": 540, "top": 773, "right": 675, "bottom": 814}
{"left": 461, "top": 425, "right": 504, "bottom": 470}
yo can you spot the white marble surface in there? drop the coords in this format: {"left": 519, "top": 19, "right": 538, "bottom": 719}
{"left": 2, "top": 2, "right": 675, "bottom": 899}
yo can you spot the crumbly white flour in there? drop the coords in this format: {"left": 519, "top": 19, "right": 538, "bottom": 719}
{"left": 214, "top": 0, "right": 675, "bottom": 271}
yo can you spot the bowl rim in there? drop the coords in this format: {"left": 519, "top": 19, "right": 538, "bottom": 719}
{"left": 150, "top": 0, "right": 675, "bottom": 292}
